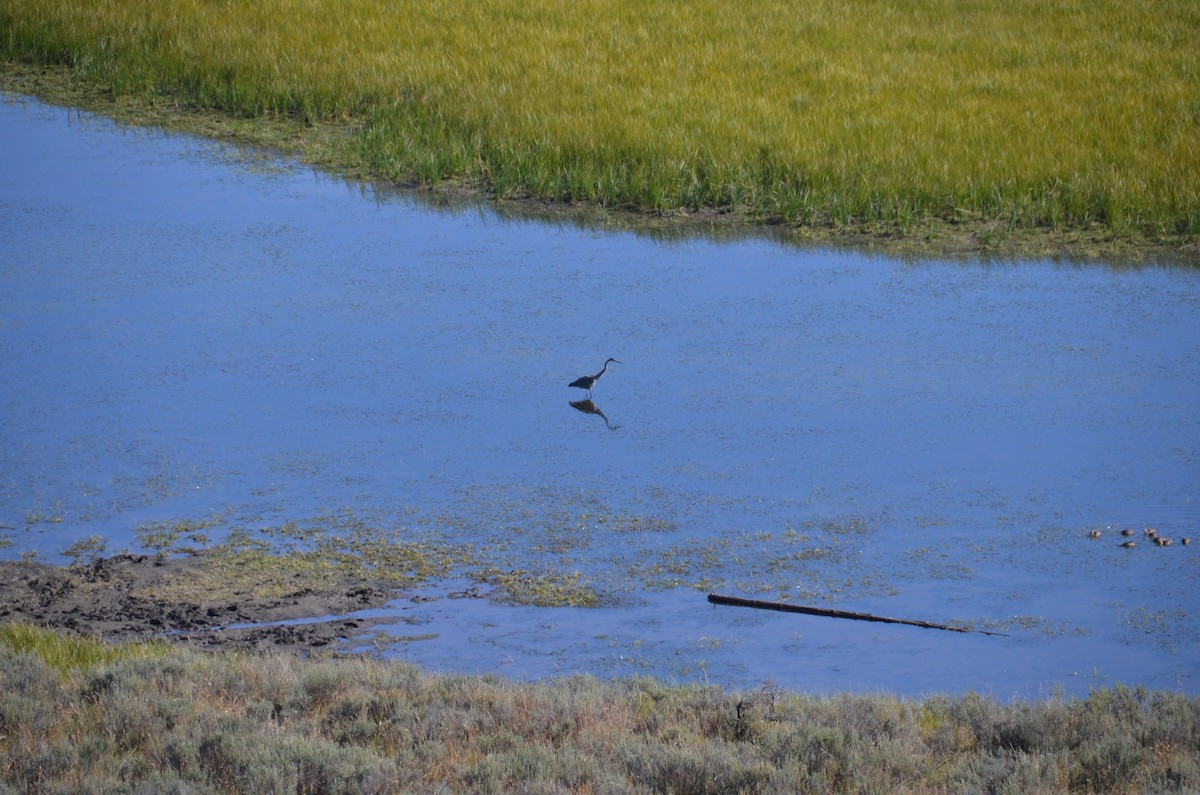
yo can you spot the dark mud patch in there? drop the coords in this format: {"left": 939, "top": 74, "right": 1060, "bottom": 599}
{"left": 0, "top": 553, "right": 399, "bottom": 654}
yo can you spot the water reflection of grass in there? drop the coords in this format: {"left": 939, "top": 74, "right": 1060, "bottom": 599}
{"left": 3, "top": 624, "right": 1197, "bottom": 793}
{"left": 2, "top": 0, "right": 1195, "bottom": 255}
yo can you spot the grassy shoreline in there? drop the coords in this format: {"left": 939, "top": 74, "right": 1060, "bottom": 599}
{"left": 3, "top": 624, "right": 1198, "bottom": 794}
{"left": 3, "top": 0, "right": 1198, "bottom": 261}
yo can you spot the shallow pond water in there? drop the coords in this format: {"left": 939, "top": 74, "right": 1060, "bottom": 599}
{"left": 2, "top": 94, "right": 1198, "bottom": 697}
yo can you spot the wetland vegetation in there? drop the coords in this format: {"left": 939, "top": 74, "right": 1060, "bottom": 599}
{"left": 24, "top": 510, "right": 919, "bottom": 614}
{"left": 2, "top": 624, "right": 1198, "bottom": 793}
{"left": 2, "top": 0, "right": 1198, "bottom": 258}
{"left": 3, "top": 6, "right": 1200, "bottom": 787}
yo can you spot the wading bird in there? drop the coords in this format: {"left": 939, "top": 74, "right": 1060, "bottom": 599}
{"left": 569, "top": 358, "right": 620, "bottom": 398}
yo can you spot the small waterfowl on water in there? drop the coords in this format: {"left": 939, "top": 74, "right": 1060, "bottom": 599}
{"left": 1144, "top": 527, "right": 1158, "bottom": 537}
{"left": 1182, "top": 537, "right": 1191, "bottom": 546}
{"left": 1121, "top": 528, "right": 1135, "bottom": 536}
{"left": 1088, "top": 529, "right": 1102, "bottom": 540}
{"left": 1155, "top": 537, "right": 1173, "bottom": 547}
{"left": 1120, "top": 540, "right": 1136, "bottom": 548}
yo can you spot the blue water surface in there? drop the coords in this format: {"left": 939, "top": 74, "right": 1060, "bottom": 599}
{"left": 2, "top": 93, "right": 1198, "bottom": 697}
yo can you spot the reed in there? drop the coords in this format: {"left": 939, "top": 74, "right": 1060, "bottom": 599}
{"left": 3, "top": 624, "right": 1199, "bottom": 793}
{"left": 1, "top": 0, "right": 1197, "bottom": 242}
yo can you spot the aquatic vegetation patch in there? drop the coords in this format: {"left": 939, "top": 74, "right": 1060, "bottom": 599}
{"left": 135, "top": 516, "right": 219, "bottom": 556}
{"left": 904, "top": 544, "right": 976, "bottom": 580}
{"left": 1123, "top": 607, "right": 1196, "bottom": 654}
{"left": 967, "top": 615, "right": 1085, "bottom": 638}
{"left": 135, "top": 526, "right": 470, "bottom": 605}
{"left": 477, "top": 567, "right": 602, "bottom": 608}
{"left": 59, "top": 534, "right": 107, "bottom": 566}
{"left": 22, "top": 503, "right": 63, "bottom": 528}
{"left": 127, "top": 504, "right": 905, "bottom": 609}
{"left": 125, "top": 509, "right": 620, "bottom": 608}
{"left": 617, "top": 518, "right": 900, "bottom": 603}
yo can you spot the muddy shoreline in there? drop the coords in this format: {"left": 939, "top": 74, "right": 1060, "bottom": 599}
{"left": 0, "top": 553, "right": 400, "bottom": 654}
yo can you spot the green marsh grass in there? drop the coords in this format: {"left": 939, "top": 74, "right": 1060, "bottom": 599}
{"left": 0, "top": 623, "right": 168, "bottom": 676}
{"left": 3, "top": 624, "right": 1199, "bottom": 792}
{"left": 2, "top": 0, "right": 1197, "bottom": 248}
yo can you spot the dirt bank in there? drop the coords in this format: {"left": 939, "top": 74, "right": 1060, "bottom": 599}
{"left": 0, "top": 553, "right": 398, "bottom": 654}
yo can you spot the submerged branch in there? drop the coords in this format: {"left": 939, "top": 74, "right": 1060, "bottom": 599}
{"left": 707, "top": 593, "right": 1009, "bottom": 636}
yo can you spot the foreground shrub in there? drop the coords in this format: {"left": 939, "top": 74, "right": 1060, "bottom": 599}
{"left": 1, "top": 624, "right": 1197, "bottom": 793}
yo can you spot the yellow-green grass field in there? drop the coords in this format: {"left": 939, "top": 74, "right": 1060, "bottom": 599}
{"left": 2, "top": 0, "right": 1198, "bottom": 254}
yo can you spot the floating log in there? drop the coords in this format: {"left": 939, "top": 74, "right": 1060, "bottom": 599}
{"left": 707, "top": 593, "right": 1008, "bottom": 636}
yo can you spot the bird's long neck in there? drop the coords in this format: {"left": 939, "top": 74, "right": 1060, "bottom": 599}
{"left": 595, "top": 360, "right": 610, "bottom": 379}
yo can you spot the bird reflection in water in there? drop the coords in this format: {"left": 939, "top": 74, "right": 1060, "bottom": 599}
{"left": 569, "top": 399, "right": 620, "bottom": 430}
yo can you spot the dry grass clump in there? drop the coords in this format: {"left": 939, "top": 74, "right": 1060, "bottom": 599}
{"left": 1, "top": 0, "right": 1197, "bottom": 243}
{"left": 3, "top": 624, "right": 1198, "bottom": 793}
